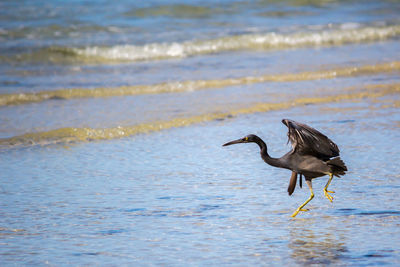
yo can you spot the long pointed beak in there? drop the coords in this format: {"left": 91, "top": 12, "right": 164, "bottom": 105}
{"left": 222, "top": 138, "right": 244, "bottom": 146}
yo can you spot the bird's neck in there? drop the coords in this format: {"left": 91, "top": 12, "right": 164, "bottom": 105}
{"left": 254, "top": 137, "right": 282, "bottom": 168}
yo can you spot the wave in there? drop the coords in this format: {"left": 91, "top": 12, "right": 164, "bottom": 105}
{"left": 1, "top": 61, "right": 399, "bottom": 106}
{"left": 1, "top": 82, "right": 398, "bottom": 148}
{"left": 4, "top": 23, "right": 400, "bottom": 64}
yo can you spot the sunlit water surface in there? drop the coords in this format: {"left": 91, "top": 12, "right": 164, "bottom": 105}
{"left": 1, "top": 0, "right": 400, "bottom": 266}
{"left": 1, "top": 100, "right": 400, "bottom": 266}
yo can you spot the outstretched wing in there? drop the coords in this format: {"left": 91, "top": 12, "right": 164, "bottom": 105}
{"left": 282, "top": 119, "right": 339, "bottom": 160}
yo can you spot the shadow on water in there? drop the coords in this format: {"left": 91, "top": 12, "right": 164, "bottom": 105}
{"left": 288, "top": 219, "right": 349, "bottom": 265}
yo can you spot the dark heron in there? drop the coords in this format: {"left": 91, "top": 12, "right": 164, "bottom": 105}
{"left": 223, "top": 119, "right": 347, "bottom": 217}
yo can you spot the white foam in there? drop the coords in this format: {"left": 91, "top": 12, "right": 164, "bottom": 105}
{"left": 67, "top": 23, "right": 400, "bottom": 62}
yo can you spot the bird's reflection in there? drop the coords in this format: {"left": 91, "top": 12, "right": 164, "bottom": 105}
{"left": 288, "top": 218, "right": 348, "bottom": 265}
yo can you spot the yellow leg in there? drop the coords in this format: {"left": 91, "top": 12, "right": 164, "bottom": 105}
{"left": 323, "top": 173, "right": 335, "bottom": 202}
{"left": 291, "top": 180, "right": 314, "bottom": 217}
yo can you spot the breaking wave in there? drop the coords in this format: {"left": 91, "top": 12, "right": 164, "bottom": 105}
{"left": 4, "top": 23, "right": 400, "bottom": 64}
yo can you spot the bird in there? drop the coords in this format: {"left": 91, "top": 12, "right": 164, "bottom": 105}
{"left": 222, "top": 119, "right": 347, "bottom": 217}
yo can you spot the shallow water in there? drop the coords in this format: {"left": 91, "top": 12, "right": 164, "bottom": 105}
{"left": 1, "top": 0, "right": 400, "bottom": 266}
{"left": 1, "top": 101, "right": 400, "bottom": 266}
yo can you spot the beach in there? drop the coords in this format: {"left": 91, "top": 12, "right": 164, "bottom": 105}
{"left": 1, "top": 0, "right": 400, "bottom": 265}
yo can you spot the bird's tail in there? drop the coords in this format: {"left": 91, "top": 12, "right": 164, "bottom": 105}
{"left": 327, "top": 157, "right": 347, "bottom": 177}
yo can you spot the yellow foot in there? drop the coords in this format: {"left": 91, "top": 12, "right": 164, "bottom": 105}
{"left": 324, "top": 189, "right": 335, "bottom": 202}
{"left": 291, "top": 208, "right": 309, "bottom": 217}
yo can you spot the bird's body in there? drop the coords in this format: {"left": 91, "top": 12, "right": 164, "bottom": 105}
{"left": 223, "top": 119, "right": 347, "bottom": 217}
{"left": 279, "top": 153, "right": 330, "bottom": 177}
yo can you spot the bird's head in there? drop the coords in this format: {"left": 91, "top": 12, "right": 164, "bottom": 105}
{"left": 222, "top": 134, "right": 259, "bottom": 146}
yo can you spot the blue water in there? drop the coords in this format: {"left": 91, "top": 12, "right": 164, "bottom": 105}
{"left": 1, "top": 0, "right": 400, "bottom": 266}
{"left": 2, "top": 101, "right": 400, "bottom": 266}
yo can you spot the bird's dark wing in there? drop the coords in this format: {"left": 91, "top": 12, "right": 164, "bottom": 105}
{"left": 282, "top": 119, "right": 339, "bottom": 160}
{"left": 287, "top": 171, "right": 297, "bottom": 196}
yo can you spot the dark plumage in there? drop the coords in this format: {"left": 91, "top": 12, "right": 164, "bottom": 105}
{"left": 223, "top": 119, "right": 347, "bottom": 217}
